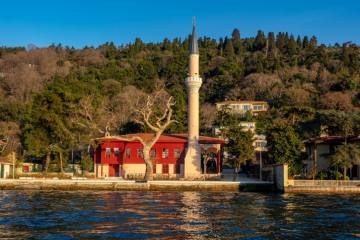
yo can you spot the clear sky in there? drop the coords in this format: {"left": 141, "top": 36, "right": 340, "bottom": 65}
{"left": 1, "top": 0, "right": 359, "bottom": 48}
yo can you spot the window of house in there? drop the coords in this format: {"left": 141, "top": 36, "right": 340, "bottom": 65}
{"left": 150, "top": 149, "right": 156, "bottom": 159}
{"left": 162, "top": 164, "right": 169, "bottom": 174}
{"left": 137, "top": 149, "right": 144, "bottom": 159}
{"left": 125, "top": 148, "right": 131, "bottom": 158}
{"left": 243, "top": 105, "right": 251, "bottom": 111}
{"left": 256, "top": 141, "right": 266, "bottom": 148}
{"left": 254, "top": 105, "right": 263, "bottom": 110}
{"left": 114, "top": 148, "right": 120, "bottom": 156}
{"left": 174, "top": 149, "right": 181, "bottom": 159}
{"left": 105, "top": 148, "right": 111, "bottom": 158}
{"left": 162, "top": 149, "right": 169, "bottom": 158}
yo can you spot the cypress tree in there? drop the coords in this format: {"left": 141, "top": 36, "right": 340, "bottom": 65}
{"left": 296, "top": 35, "right": 302, "bottom": 49}
{"left": 267, "top": 32, "right": 276, "bottom": 55}
{"left": 218, "top": 37, "right": 224, "bottom": 56}
{"left": 309, "top": 36, "right": 318, "bottom": 50}
{"left": 276, "top": 32, "right": 286, "bottom": 54}
{"left": 231, "top": 28, "right": 242, "bottom": 55}
{"left": 288, "top": 35, "right": 297, "bottom": 55}
{"left": 224, "top": 37, "right": 235, "bottom": 57}
{"left": 232, "top": 28, "right": 241, "bottom": 42}
{"left": 254, "top": 30, "right": 266, "bottom": 51}
{"left": 302, "top": 36, "right": 309, "bottom": 49}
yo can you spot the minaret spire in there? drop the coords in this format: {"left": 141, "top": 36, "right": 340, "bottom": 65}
{"left": 190, "top": 17, "right": 199, "bottom": 54}
{"left": 184, "top": 18, "right": 202, "bottom": 179}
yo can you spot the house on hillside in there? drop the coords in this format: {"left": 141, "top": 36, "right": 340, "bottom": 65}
{"left": 216, "top": 100, "right": 268, "bottom": 116}
{"left": 214, "top": 100, "right": 268, "bottom": 169}
{"left": 0, "top": 156, "right": 14, "bottom": 179}
{"left": 94, "top": 134, "right": 224, "bottom": 179}
{"left": 304, "top": 135, "right": 360, "bottom": 179}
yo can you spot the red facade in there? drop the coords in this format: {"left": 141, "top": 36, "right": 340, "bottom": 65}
{"left": 94, "top": 134, "right": 224, "bottom": 178}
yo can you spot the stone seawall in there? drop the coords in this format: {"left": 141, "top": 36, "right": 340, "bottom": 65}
{"left": 285, "top": 180, "right": 360, "bottom": 193}
{"left": 285, "top": 186, "right": 360, "bottom": 193}
{"left": 0, "top": 179, "right": 274, "bottom": 192}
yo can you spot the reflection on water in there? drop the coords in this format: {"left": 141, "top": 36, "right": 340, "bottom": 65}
{"left": 0, "top": 190, "right": 359, "bottom": 239}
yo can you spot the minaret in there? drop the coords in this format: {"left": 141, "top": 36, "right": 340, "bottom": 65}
{"left": 184, "top": 18, "right": 202, "bottom": 178}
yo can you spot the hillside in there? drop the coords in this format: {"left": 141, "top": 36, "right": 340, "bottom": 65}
{"left": 1, "top": 29, "right": 360, "bottom": 162}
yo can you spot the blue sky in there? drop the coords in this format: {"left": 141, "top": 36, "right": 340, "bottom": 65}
{"left": 1, "top": 0, "right": 359, "bottom": 48}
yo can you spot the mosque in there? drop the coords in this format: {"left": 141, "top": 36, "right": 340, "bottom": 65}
{"left": 94, "top": 22, "right": 224, "bottom": 179}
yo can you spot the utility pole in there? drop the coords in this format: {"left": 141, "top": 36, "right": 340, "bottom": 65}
{"left": 12, "top": 152, "right": 15, "bottom": 179}
{"left": 259, "top": 149, "right": 262, "bottom": 181}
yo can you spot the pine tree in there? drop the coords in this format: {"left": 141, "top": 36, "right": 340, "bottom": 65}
{"left": 288, "top": 35, "right": 297, "bottom": 55}
{"left": 232, "top": 28, "right": 241, "bottom": 42}
{"left": 276, "top": 32, "right": 285, "bottom": 54}
{"left": 231, "top": 28, "right": 242, "bottom": 55}
{"left": 253, "top": 30, "right": 266, "bottom": 51}
{"left": 309, "top": 36, "right": 318, "bottom": 50}
{"left": 224, "top": 37, "right": 235, "bottom": 57}
{"left": 296, "top": 35, "right": 302, "bottom": 49}
{"left": 267, "top": 32, "right": 276, "bottom": 54}
{"left": 218, "top": 37, "right": 224, "bottom": 56}
{"left": 302, "top": 36, "right": 309, "bottom": 49}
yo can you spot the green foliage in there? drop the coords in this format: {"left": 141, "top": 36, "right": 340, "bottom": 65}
{"left": 330, "top": 144, "right": 360, "bottom": 172}
{"left": 81, "top": 154, "right": 94, "bottom": 172}
{"left": 224, "top": 125, "right": 254, "bottom": 169}
{"left": 267, "top": 123, "right": 304, "bottom": 176}
{"left": 315, "top": 170, "right": 344, "bottom": 180}
{"left": 0, "top": 28, "right": 360, "bottom": 169}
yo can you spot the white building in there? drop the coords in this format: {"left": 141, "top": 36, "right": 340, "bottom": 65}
{"left": 0, "top": 156, "right": 14, "bottom": 179}
{"left": 216, "top": 100, "right": 268, "bottom": 116}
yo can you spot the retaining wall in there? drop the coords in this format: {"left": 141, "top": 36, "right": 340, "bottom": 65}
{"left": 286, "top": 180, "right": 360, "bottom": 193}
{"left": 0, "top": 179, "right": 273, "bottom": 192}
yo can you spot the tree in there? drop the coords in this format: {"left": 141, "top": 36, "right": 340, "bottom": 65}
{"left": 302, "top": 36, "right": 309, "bottom": 49}
{"left": 111, "top": 89, "right": 176, "bottom": 181}
{"left": 0, "top": 121, "right": 20, "bottom": 156}
{"left": 231, "top": 29, "right": 241, "bottom": 42}
{"left": 224, "top": 125, "right": 254, "bottom": 181}
{"left": 330, "top": 144, "right": 360, "bottom": 179}
{"left": 224, "top": 37, "right": 235, "bottom": 57}
{"left": 253, "top": 30, "right": 266, "bottom": 51}
{"left": 267, "top": 32, "right": 276, "bottom": 55}
{"left": 280, "top": 106, "right": 315, "bottom": 125}
{"left": 309, "top": 36, "right": 318, "bottom": 50}
{"left": 296, "top": 35, "right": 302, "bottom": 50}
{"left": 231, "top": 28, "right": 242, "bottom": 55}
{"left": 267, "top": 123, "right": 304, "bottom": 176}
{"left": 318, "top": 92, "right": 354, "bottom": 112}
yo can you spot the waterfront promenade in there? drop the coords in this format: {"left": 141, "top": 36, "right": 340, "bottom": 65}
{"left": 0, "top": 175, "right": 273, "bottom": 192}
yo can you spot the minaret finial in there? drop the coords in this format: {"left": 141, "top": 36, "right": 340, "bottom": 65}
{"left": 190, "top": 17, "right": 199, "bottom": 54}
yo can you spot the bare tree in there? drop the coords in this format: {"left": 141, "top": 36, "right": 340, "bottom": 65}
{"left": 72, "top": 85, "right": 146, "bottom": 138}
{"left": 0, "top": 122, "right": 20, "bottom": 156}
{"left": 110, "top": 89, "right": 177, "bottom": 180}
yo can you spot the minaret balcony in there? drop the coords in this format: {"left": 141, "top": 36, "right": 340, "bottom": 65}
{"left": 185, "top": 76, "right": 202, "bottom": 89}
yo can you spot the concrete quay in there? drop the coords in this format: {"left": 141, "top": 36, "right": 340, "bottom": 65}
{"left": 0, "top": 178, "right": 274, "bottom": 192}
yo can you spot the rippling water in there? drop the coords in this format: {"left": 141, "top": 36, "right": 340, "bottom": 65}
{"left": 0, "top": 190, "right": 359, "bottom": 239}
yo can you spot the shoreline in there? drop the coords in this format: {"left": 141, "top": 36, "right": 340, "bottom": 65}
{"left": 285, "top": 186, "right": 360, "bottom": 193}
{"left": 0, "top": 179, "right": 274, "bottom": 192}
{"left": 1, "top": 179, "right": 360, "bottom": 193}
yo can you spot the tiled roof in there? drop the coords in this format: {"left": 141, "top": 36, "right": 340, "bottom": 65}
{"left": 96, "top": 133, "right": 225, "bottom": 144}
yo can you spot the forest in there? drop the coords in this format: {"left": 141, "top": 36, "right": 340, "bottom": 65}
{"left": 1, "top": 29, "right": 360, "bottom": 174}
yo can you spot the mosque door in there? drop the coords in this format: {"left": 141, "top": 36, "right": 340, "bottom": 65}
{"left": 109, "top": 164, "right": 119, "bottom": 177}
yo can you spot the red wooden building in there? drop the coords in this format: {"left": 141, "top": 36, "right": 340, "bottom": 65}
{"left": 94, "top": 133, "right": 224, "bottom": 179}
